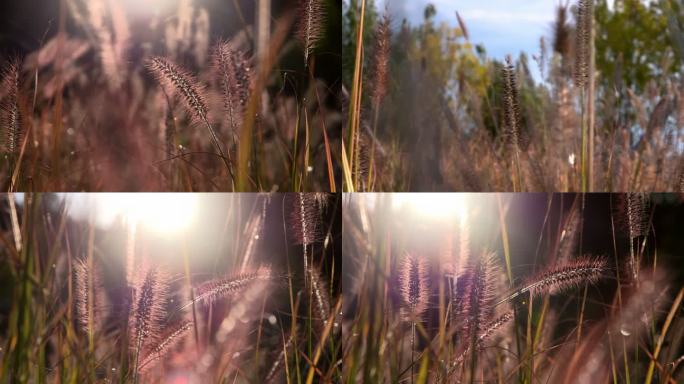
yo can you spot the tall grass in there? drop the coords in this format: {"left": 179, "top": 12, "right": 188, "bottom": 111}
{"left": 0, "top": 193, "right": 341, "bottom": 382}
{"left": 343, "top": 0, "right": 684, "bottom": 192}
{"left": 0, "top": 0, "right": 340, "bottom": 192}
{"left": 342, "top": 193, "right": 684, "bottom": 383}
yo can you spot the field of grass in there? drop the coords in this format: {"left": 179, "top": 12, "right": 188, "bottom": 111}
{"left": 0, "top": 0, "right": 341, "bottom": 191}
{"left": 342, "top": 193, "right": 684, "bottom": 383}
{"left": 343, "top": 0, "right": 684, "bottom": 192}
{"left": 0, "top": 192, "right": 341, "bottom": 383}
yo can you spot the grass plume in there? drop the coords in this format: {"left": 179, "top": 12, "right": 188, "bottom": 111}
{"left": 138, "top": 320, "right": 193, "bottom": 373}
{"left": 574, "top": 0, "right": 593, "bottom": 90}
{"left": 399, "top": 253, "right": 430, "bottom": 320}
{"left": 502, "top": 55, "right": 522, "bottom": 191}
{"left": 297, "top": 0, "right": 326, "bottom": 64}
{"left": 147, "top": 56, "right": 234, "bottom": 181}
{"left": 74, "top": 258, "right": 104, "bottom": 335}
{"left": 213, "top": 41, "right": 251, "bottom": 134}
{"left": 1, "top": 60, "right": 20, "bottom": 155}
{"left": 191, "top": 266, "right": 274, "bottom": 307}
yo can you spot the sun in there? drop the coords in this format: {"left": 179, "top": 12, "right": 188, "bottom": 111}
{"left": 65, "top": 193, "right": 199, "bottom": 234}
{"left": 392, "top": 193, "right": 468, "bottom": 221}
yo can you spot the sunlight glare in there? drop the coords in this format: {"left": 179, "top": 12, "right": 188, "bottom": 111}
{"left": 392, "top": 193, "right": 468, "bottom": 220}
{"left": 69, "top": 193, "right": 199, "bottom": 234}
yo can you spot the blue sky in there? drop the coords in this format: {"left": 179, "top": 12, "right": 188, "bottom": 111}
{"left": 378, "top": 0, "right": 559, "bottom": 61}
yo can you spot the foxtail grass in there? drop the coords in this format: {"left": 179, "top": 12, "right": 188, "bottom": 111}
{"left": 147, "top": 56, "right": 235, "bottom": 185}
{"left": 297, "top": 0, "right": 326, "bottom": 65}
{"left": 502, "top": 55, "right": 523, "bottom": 192}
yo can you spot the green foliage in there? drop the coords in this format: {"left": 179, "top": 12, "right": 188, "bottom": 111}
{"left": 595, "top": 0, "right": 683, "bottom": 93}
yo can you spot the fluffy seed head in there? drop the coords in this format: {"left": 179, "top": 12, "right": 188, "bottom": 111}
{"left": 574, "top": 0, "right": 593, "bottom": 89}
{"left": 308, "top": 265, "right": 331, "bottom": 331}
{"left": 213, "top": 41, "right": 251, "bottom": 132}
{"left": 502, "top": 56, "right": 520, "bottom": 149}
{"left": 553, "top": 5, "right": 571, "bottom": 57}
{"left": 1, "top": 60, "right": 20, "bottom": 154}
{"left": 147, "top": 56, "right": 208, "bottom": 122}
{"left": 297, "top": 0, "right": 326, "bottom": 64}
{"left": 524, "top": 256, "right": 608, "bottom": 298}
{"left": 456, "top": 252, "right": 499, "bottom": 336}
{"left": 627, "top": 193, "right": 648, "bottom": 239}
{"left": 74, "top": 258, "right": 105, "bottom": 334}
{"left": 130, "top": 267, "right": 169, "bottom": 351}
{"left": 399, "top": 253, "right": 430, "bottom": 320}
{"left": 371, "top": 13, "right": 391, "bottom": 106}
{"left": 290, "top": 194, "right": 325, "bottom": 246}
{"left": 193, "top": 266, "right": 274, "bottom": 307}
{"left": 138, "top": 320, "right": 193, "bottom": 372}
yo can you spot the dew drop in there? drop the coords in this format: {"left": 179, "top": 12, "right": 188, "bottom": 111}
{"left": 620, "top": 328, "right": 631, "bottom": 336}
